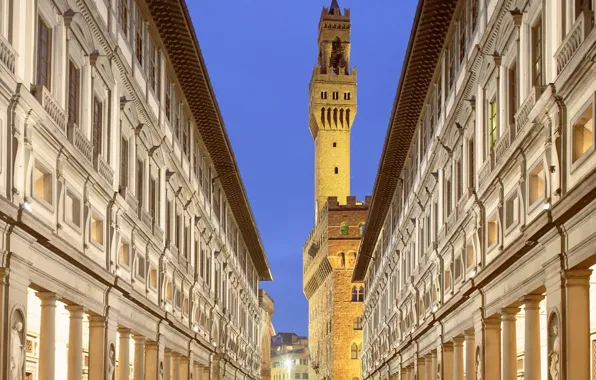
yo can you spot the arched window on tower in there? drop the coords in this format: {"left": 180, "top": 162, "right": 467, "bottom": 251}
{"left": 358, "top": 286, "right": 365, "bottom": 302}
{"left": 334, "top": 167, "right": 339, "bottom": 174}
{"left": 351, "top": 286, "right": 358, "bottom": 302}
{"left": 338, "top": 252, "right": 345, "bottom": 269}
{"left": 350, "top": 343, "right": 358, "bottom": 359}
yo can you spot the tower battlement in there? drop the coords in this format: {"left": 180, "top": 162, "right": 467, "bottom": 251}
{"left": 320, "top": 6, "right": 351, "bottom": 22}
{"left": 325, "top": 196, "right": 371, "bottom": 210}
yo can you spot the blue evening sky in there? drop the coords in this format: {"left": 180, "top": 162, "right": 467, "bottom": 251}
{"left": 189, "top": 0, "right": 417, "bottom": 336}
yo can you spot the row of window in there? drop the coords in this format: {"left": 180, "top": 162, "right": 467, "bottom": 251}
{"left": 320, "top": 91, "right": 351, "bottom": 100}
{"left": 273, "top": 373, "right": 308, "bottom": 380}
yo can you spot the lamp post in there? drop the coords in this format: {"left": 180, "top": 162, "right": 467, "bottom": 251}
{"left": 284, "top": 358, "right": 293, "bottom": 380}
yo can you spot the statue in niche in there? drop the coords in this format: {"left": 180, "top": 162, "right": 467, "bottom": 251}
{"left": 10, "top": 319, "right": 24, "bottom": 380}
{"left": 549, "top": 315, "right": 560, "bottom": 380}
{"left": 108, "top": 343, "right": 116, "bottom": 380}
{"left": 437, "top": 363, "right": 441, "bottom": 380}
{"left": 475, "top": 346, "right": 481, "bottom": 380}
{"left": 159, "top": 362, "right": 164, "bottom": 380}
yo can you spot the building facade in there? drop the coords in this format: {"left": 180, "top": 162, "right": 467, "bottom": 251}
{"left": 0, "top": 0, "right": 272, "bottom": 379}
{"left": 303, "top": 2, "right": 367, "bottom": 380}
{"left": 260, "top": 290, "right": 275, "bottom": 380}
{"left": 271, "top": 333, "right": 308, "bottom": 380}
{"left": 353, "top": 0, "right": 596, "bottom": 379}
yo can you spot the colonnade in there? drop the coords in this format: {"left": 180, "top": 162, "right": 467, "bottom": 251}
{"left": 384, "top": 269, "right": 591, "bottom": 380}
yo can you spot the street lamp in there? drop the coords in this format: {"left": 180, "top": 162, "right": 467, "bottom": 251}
{"left": 284, "top": 358, "right": 293, "bottom": 380}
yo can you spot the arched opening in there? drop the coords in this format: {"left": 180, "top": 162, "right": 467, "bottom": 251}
{"left": 358, "top": 286, "right": 365, "bottom": 302}
{"left": 350, "top": 342, "right": 358, "bottom": 359}
{"left": 338, "top": 252, "right": 345, "bottom": 269}
{"left": 351, "top": 287, "right": 358, "bottom": 302}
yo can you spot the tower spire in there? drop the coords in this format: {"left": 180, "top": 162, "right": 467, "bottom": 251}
{"left": 329, "top": 0, "right": 340, "bottom": 14}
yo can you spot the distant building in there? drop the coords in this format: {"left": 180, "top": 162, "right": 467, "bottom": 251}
{"left": 271, "top": 333, "right": 309, "bottom": 380}
{"left": 260, "top": 290, "right": 275, "bottom": 380}
{"left": 303, "top": 1, "right": 367, "bottom": 380}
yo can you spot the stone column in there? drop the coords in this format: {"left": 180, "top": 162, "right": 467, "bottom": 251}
{"left": 442, "top": 342, "right": 454, "bottom": 380}
{"left": 464, "top": 332, "right": 475, "bottom": 380}
{"left": 431, "top": 350, "right": 438, "bottom": 380}
{"left": 66, "top": 305, "right": 84, "bottom": 380}
{"left": 172, "top": 352, "right": 181, "bottom": 380}
{"left": 180, "top": 356, "right": 189, "bottom": 380}
{"left": 38, "top": 292, "right": 58, "bottom": 380}
{"left": 452, "top": 336, "right": 464, "bottom": 380}
{"left": 501, "top": 307, "right": 519, "bottom": 380}
{"left": 565, "top": 270, "right": 591, "bottom": 380}
{"left": 484, "top": 315, "right": 501, "bottom": 380}
{"left": 118, "top": 328, "right": 131, "bottom": 380}
{"left": 193, "top": 362, "right": 201, "bottom": 380}
{"left": 523, "top": 296, "right": 542, "bottom": 380}
{"left": 88, "top": 315, "right": 106, "bottom": 380}
{"left": 134, "top": 335, "right": 146, "bottom": 380}
{"left": 164, "top": 349, "right": 172, "bottom": 380}
{"left": 417, "top": 357, "right": 426, "bottom": 380}
{"left": 145, "top": 340, "right": 159, "bottom": 380}
{"left": 425, "top": 354, "right": 432, "bottom": 380}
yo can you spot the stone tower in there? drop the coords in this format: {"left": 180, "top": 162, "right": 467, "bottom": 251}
{"left": 303, "top": 2, "right": 366, "bottom": 380}
{"left": 309, "top": 0, "right": 357, "bottom": 220}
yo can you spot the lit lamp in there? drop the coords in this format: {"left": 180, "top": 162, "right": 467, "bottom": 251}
{"left": 284, "top": 358, "right": 293, "bottom": 380}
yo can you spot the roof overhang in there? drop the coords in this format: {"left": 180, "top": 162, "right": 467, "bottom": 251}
{"left": 144, "top": 0, "right": 273, "bottom": 281}
{"left": 352, "top": 0, "right": 458, "bottom": 282}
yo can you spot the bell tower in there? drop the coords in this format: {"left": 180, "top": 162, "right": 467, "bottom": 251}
{"left": 309, "top": 0, "right": 357, "bottom": 221}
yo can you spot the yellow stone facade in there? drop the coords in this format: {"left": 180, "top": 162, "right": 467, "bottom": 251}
{"left": 304, "top": 2, "right": 366, "bottom": 380}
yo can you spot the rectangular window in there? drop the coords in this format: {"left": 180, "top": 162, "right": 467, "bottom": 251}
{"left": 455, "top": 159, "right": 463, "bottom": 201}
{"left": 135, "top": 6, "right": 144, "bottom": 66}
{"left": 68, "top": 61, "right": 80, "bottom": 124}
{"left": 120, "top": 138, "right": 129, "bottom": 189}
{"left": 119, "top": 0, "right": 129, "bottom": 37}
{"left": 487, "top": 213, "right": 498, "bottom": 248}
{"left": 65, "top": 189, "right": 81, "bottom": 228}
{"left": 149, "top": 267, "right": 158, "bottom": 289}
{"left": 136, "top": 157, "right": 144, "bottom": 208}
{"left": 575, "top": 0, "right": 591, "bottom": 19}
{"left": 505, "top": 192, "right": 519, "bottom": 230}
{"left": 92, "top": 97, "right": 103, "bottom": 157}
{"left": 459, "top": 13, "right": 467, "bottom": 63}
{"left": 468, "top": 138, "right": 475, "bottom": 189}
{"left": 508, "top": 60, "right": 518, "bottom": 126}
{"left": 119, "top": 242, "right": 130, "bottom": 267}
{"left": 344, "top": 92, "right": 351, "bottom": 100}
{"left": 33, "top": 160, "right": 53, "bottom": 206}
{"left": 448, "top": 43, "right": 456, "bottom": 90}
{"left": 90, "top": 212, "right": 104, "bottom": 246}
{"left": 137, "top": 254, "right": 146, "bottom": 279}
{"left": 528, "top": 163, "right": 545, "bottom": 206}
{"left": 164, "top": 76, "right": 171, "bottom": 120}
{"left": 572, "top": 101, "right": 594, "bottom": 163}
{"left": 175, "top": 213, "right": 181, "bottom": 249}
{"left": 332, "top": 92, "right": 339, "bottom": 100}
{"left": 149, "top": 176, "right": 158, "bottom": 223}
{"left": 532, "top": 19, "right": 543, "bottom": 87}
{"left": 166, "top": 201, "right": 172, "bottom": 243}
{"left": 488, "top": 98, "right": 497, "bottom": 150}
{"left": 37, "top": 17, "right": 52, "bottom": 89}
{"left": 182, "top": 114, "right": 189, "bottom": 156}
{"left": 444, "top": 176, "right": 452, "bottom": 217}
{"left": 147, "top": 37, "right": 160, "bottom": 96}
{"left": 437, "top": 77, "right": 443, "bottom": 124}
{"left": 470, "top": 0, "right": 478, "bottom": 32}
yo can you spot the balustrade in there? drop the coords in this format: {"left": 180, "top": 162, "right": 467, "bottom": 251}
{"left": 0, "top": 34, "right": 16, "bottom": 74}
{"left": 555, "top": 11, "right": 593, "bottom": 74}
{"left": 32, "top": 85, "right": 67, "bottom": 134}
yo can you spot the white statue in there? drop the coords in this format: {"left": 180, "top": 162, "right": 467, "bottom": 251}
{"left": 475, "top": 348, "right": 481, "bottom": 380}
{"left": 549, "top": 324, "right": 560, "bottom": 380}
{"left": 108, "top": 344, "right": 116, "bottom": 380}
{"left": 159, "top": 362, "right": 164, "bottom": 380}
{"left": 10, "top": 321, "right": 24, "bottom": 380}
